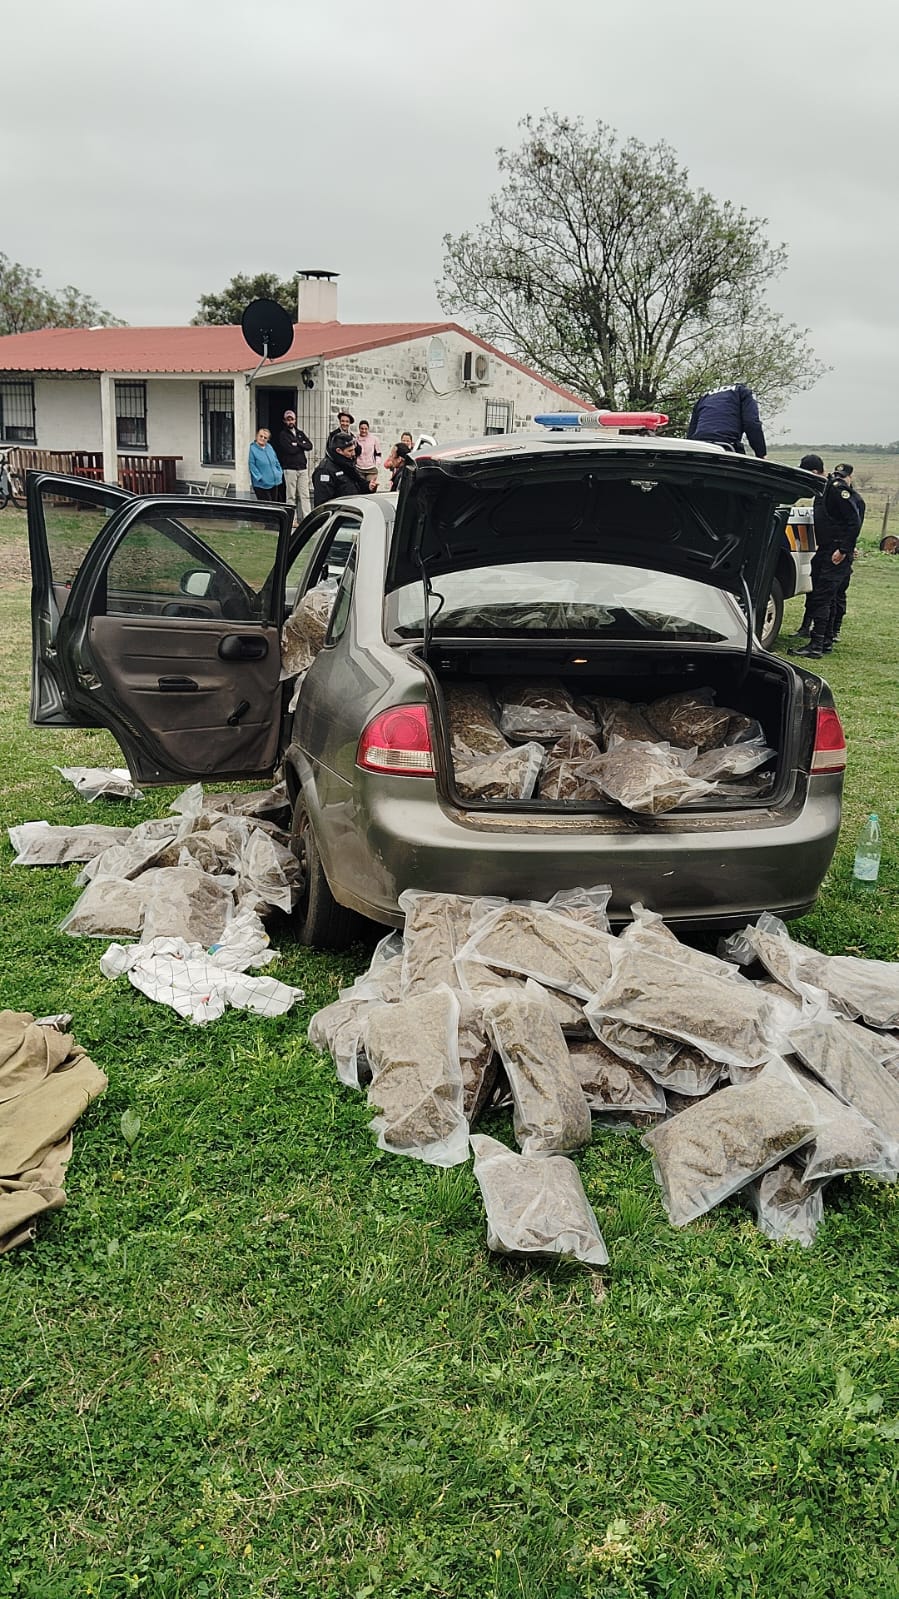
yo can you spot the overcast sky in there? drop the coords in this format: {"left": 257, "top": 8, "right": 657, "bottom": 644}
{"left": 3, "top": 0, "right": 897, "bottom": 442}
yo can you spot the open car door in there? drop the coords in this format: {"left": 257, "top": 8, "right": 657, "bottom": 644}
{"left": 28, "top": 473, "right": 295, "bottom": 784}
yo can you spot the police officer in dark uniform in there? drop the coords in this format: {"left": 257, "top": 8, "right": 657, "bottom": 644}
{"left": 790, "top": 457, "right": 860, "bottom": 659}
{"left": 312, "top": 432, "right": 375, "bottom": 506}
{"left": 832, "top": 462, "right": 864, "bottom": 644}
{"left": 687, "top": 383, "right": 767, "bottom": 457}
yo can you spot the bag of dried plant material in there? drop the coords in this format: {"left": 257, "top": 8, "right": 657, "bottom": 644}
{"left": 8, "top": 821, "right": 133, "bottom": 867}
{"left": 745, "top": 1159, "right": 824, "bottom": 1248}
{"left": 619, "top": 904, "right": 742, "bottom": 983}
{"left": 458, "top": 902, "right": 618, "bottom": 1000}
{"left": 642, "top": 1055, "right": 821, "bottom": 1227}
{"left": 538, "top": 731, "right": 605, "bottom": 802}
{"left": 590, "top": 696, "right": 658, "bottom": 747}
{"left": 642, "top": 1044, "right": 723, "bottom": 1098}
{"left": 589, "top": 1016, "right": 684, "bottom": 1077}
{"left": 724, "top": 913, "right": 899, "bottom": 1029}
{"left": 399, "top": 890, "right": 492, "bottom": 997}
{"left": 544, "top": 885, "right": 613, "bottom": 932}
{"left": 789, "top": 1020, "right": 899, "bottom": 1146}
{"left": 587, "top": 945, "right": 796, "bottom": 1071}
{"left": 843, "top": 1022, "right": 899, "bottom": 1083}
{"left": 788, "top": 1062, "right": 898, "bottom": 1182}
{"left": 280, "top": 583, "right": 336, "bottom": 678}
{"left": 497, "top": 680, "right": 597, "bottom": 744}
{"left": 454, "top": 742, "right": 545, "bottom": 803}
{"left": 724, "top": 714, "right": 766, "bottom": 746}
{"left": 457, "top": 995, "right": 498, "bottom": 1125}
{"left": 646, "top": 689, "right": 734, "bottom": 752}
{"left": 364, "top": 987, "right": 468, "bottom": 1165}
{"left": 308, "top": 994, "right": 380, "bottom": 1089}
{"left": 523, "top": 979, "right": 590, "bottom": 1039}
{"left": 470, "top": 1134, "right": 608, "bottom": 1266}
{"left": 599, "top": 739, "right": 714, "bottom": 816}
{"left": 686, "top": 740, "right": 777, "bottom": 783}
{"left": 567, "top": 1038, "right": 666, "bottom": 1121}
{"left": 444, "top": 682, "right": 508, "bottom": 758}
{"left": 483, "top": 990, "right": 592, "bottom": 1155}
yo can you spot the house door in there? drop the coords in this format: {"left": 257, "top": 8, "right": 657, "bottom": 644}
{"left": 256, "top": 387, "right": 298, "bottom": 440}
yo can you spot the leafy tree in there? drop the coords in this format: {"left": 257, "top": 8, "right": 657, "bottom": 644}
{"left": 0, "top": 253, "right": 124, "bottom": 335}
{"left": 192, "top": 271, "right": 299, "bottom": 326}
{"left": 438, "top": 114, "right": 825, "bottom": 430}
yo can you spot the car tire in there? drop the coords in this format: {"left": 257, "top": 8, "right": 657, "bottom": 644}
{"left": 290, "top": 795, "right": 361, "bottom": 949}
{"left": 758, "top": 576, "right": 784, "bottom": 649}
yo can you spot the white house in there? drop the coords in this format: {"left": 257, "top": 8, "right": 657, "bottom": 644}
{"left": 0, "top": 271, "right": 593, "bottom": 494}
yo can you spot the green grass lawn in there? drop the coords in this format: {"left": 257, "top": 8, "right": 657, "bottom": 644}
{"left": 0, "top": 507, "right": 897, "bottom": 1599}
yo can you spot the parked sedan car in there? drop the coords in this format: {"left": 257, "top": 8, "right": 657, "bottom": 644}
{"left": 26, "top": 435, "right": 846, "bottom": 947}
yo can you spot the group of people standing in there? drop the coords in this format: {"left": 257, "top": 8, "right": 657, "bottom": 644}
{"left": 247, "top": 405, "right": 416, "bottom": 514}
{"left": 687, "top": 382, "right": 865, "bottom": 657}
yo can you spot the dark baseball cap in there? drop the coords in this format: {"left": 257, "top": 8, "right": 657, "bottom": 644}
{"left": 332, "top": 431, "right": 356, "bottom": 450}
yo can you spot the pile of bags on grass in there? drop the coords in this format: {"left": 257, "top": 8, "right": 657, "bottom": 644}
{"left": 445, "top": 683, "right": 778, "bottom": 812}
{"left": 8, "top": 783, "right": 305, "bottom": 1023}
{"left": 308, "top": 891, "right": 899, "bottom": 1264}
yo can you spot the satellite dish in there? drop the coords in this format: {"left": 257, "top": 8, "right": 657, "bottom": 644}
{"left": 240, "top": 299, "right": 295, "bottom": 361}
{"left": 426, "top": 334, "right": 451, "bottom": 395}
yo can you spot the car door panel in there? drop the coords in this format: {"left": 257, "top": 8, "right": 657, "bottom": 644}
{"left": 86, "top": 616, "right": 283, "bottom": 778}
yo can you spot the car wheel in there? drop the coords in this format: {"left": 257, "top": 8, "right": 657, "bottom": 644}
{"left": 290, "top": 795, "right": 361, "bottom": 949}
{"left": 758, "top": 577, "right": 784, "bottom": 649}
{"left": 880, "top": 534, "right": 899, "bottom": 554}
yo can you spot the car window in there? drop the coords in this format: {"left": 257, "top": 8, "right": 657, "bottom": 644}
{"left": 325, "top": 545, "right": 357, "bottom": 645}
{"left": 389, "top": 561, "right": 740, "bottom": 643}
{"left": 102, "top": 505, "right": 283, "bottom": 622}
{"left": 39, "top": 482, "right": 126, "bottom": 584}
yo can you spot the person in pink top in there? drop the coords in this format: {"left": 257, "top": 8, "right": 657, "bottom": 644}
{"left": 355, "top": 420, "right": 382, "bottom": 487}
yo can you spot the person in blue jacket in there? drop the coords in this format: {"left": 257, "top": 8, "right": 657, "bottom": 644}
{"left": 248, "top": 427, "right": 284, "bottom": 501}
{"left": 687, "top": 384, "right": 767, "bottom": 457}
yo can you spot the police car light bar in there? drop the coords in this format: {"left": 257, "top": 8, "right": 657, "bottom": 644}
{"left": 534, "top": 411, "right": 668, "bottom": 430}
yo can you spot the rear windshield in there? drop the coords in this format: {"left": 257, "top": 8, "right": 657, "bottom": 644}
{"left": 389, "top": 561, "right": 742, "bottom": 643}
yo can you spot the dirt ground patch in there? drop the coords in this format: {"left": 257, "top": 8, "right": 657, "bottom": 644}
{"left": 0, "top": 517, "right": 30, "bottom": 586}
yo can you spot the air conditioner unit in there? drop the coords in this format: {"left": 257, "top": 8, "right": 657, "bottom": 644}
{"left": 462, "top": 350, "right": 492, "bottom": 387}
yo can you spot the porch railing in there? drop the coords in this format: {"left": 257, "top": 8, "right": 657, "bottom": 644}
{"left": 8, "top": 448, "right": 182, "bottom": 494}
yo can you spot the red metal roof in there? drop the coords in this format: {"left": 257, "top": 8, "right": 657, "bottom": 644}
{"left": 0, "top": 320, "right": 593, "bottom": 408}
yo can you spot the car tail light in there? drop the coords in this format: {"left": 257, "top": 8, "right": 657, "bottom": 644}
{"left": 811, "top": 707, "right": 847, "bottom": 773}
{"left": 357, "top": 705, "right": 435, "bottom": 776}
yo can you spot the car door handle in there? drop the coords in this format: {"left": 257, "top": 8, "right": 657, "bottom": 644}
{"left": 218, "top": 634, "right": 268, "bottom": 661}
{"left": 158, "top": 675, "right": 198, "bottom": 692}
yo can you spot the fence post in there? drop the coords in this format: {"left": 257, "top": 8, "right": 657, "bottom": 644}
{"left": 882, "top": 495, "right": 891, "bottom": 537}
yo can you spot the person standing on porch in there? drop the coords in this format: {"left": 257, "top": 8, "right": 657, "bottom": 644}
{"left": 355, "top": 420, "right": 382, "bottom": 488}
{"left": 248, "top": 428, "right": 283, "bottom": 501}
{"left": 276, "top": 409, "right": 314, "bottom": 519}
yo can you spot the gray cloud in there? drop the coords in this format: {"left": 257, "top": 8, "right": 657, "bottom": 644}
{"left": 3, "top": 0, "right": 897, "bottom": 439}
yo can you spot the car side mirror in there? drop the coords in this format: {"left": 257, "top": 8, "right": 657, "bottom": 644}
{"left": 181, "top": 568, "right": 215, "bottom": 598}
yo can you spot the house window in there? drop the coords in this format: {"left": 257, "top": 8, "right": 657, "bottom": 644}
{"left": 201, "top": 382, "right": 235, "bottom": 467}
{"left": 115, "top": 382, "right": 147, "bottom": 449}
{"left": 0, "top": 378, "right": 36, "bottom": 442}
{"left": 484, "top": 399, "right": 513, "bottom": 435}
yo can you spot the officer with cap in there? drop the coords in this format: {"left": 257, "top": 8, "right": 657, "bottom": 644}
{"left": 790, "top": 458, "right": 860, "bottom": 659}
{"left": 276, "top": 409, "right": 314, "bottom": 519}
{"left": 312, "top": 432, "right": 376, "bottom": 506}
{"left": 687, "top": 383, "right": 767, "bottom": 457}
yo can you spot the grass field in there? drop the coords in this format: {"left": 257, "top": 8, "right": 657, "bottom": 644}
{"left": 768, "top": 444, "right": 899, "bottom": 544}
{"left": 0, "top": 504, "right": 897, "bottom": 1599}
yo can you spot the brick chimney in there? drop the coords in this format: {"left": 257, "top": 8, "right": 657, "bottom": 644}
{"left": 297, "top": 270, "right": 338, "bottom": 323}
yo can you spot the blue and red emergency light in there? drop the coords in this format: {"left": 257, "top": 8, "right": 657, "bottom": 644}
{"left": 534, "top": 412, "right": 668, "bottom": 430}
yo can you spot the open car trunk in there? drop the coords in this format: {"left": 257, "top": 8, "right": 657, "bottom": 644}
{"left": 415, "top": 641, "right": 814, "bottom": 822}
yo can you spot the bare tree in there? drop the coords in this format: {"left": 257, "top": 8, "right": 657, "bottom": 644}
{"left": 439, "top": 115, "right": 825, "bottom": 428}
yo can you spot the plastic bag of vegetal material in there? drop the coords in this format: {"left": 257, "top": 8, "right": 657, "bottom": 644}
{"left": 538, "top": 731, "right": 605, "bottom": 802}
{"left": 61, "top": 865, "right": 233, "bottom": 946}
{"left": 55, "top": 766, "right": 144, "bottom": 802}
{"left": 365, "top": 987, "right": 468, "bottom": 1165}
{"left": 458, "top": 902, "right": 618, "bottom": 1000}
{"left": 471, "top": 1134, "right": 608, "bottom": 1266}
{"left": 523, "top": 979, "right": 590, "bottom": 1038}
{"left": 724, "top": 913, "right": 899, "bottom": 1029}
{"left": 454, "top": 742, "right": 544, "bottom": 803}
{"left": 646, "top": 689, "right": 734, "bottom": 752}
{"left": 566, "top": 1038, "right": 666, "bottom": 1122}
{"left": 639, "top": 1044, "right": 723, "bottom": 1098}
{"left": 642, "top": 1056, "right": 821, "bottom": 1227}
{"left": 745, "top": 1159, "right": 825, "bottom": 1247}
{"left": 619, "top": 904, "right": 742, "bottom": 983}
{"left": 309, "top": 993, "right": 383, "bottom": 1088}
{"left": 790, "top": 1020, "right": 899, "bottom": 1146}
{"left": 586, "top": 945, "right": 797, "bottom": 1072}
{"left": 60, "top": 877, "right": 148, "bottom": 938}
{"left": 590, "top": 696, "right": 658, "bottom": 748}
{"left": 399, "top": 890, "right": 494, "bottom": 997}
{"left": 203, "top": 782, "right": 290, "bottom": 823}
{"left": 457, "top": 995, "right": 498, "bottom": 1125}
{"left": 724, "top": 714, "right": 766, "bottom": 746}
{"left": 8, "top": 821, "right": 133, "bottom": 867}
{"left": 483, "top": 991, "right": 592, "bottom": 1155}
{"left": 497, "top": 681, "right": 597, "bottom": 744}
{"left": 78, "top": 815, "right": 184, "bottom": 884}
{"left": 234, "top": 827, "right": 298, "bottom": 914}
{"left": 843, "top": 1023, "right": 899, "bottom": 1082}
{"left": 788, "top": 1062, "right": 898, "bottom": 1182}
{"left": 589, "top": 1016, "right": 683, "bottom": 1077}
{"left": 686, "top": 740, "right": 777, "bottom": 783}
{"left": 445, "top": 683, "right": 508, "bottom": 758}
{"left": 280, "top": 583, "right": 336, "bottom": 679}
{"left": 599, "top": 739, "right": 714, "bottom": 816}
{"left": 544, "top": 885, "right": 613, "bottom": 932}
{"left": 351, "top": 932, "right": 405, "bottom": 1004}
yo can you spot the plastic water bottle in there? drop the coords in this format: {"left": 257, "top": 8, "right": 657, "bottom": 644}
{"left": 852, "top": 813, "right": 881, "bottom": 890}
